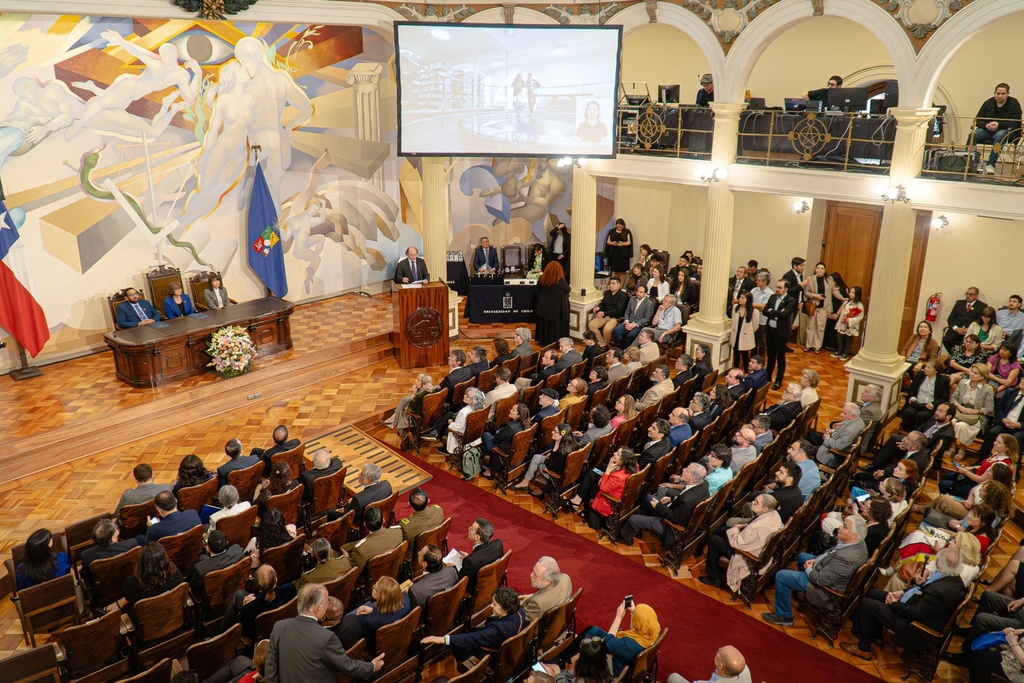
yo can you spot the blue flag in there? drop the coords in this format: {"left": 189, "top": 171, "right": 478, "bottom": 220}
{"left": 247, "top": 164, "right": 288, "bottom": 298}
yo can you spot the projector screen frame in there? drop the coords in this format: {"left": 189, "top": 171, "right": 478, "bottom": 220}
{"left": 393, "top": 21, "right": 623, "bottom": 159}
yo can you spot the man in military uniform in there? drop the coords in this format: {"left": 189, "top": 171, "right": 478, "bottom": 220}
{"left": 296, "top": 538, "right": 352, "bottom": 589}
{"left": 399, "top": 487, "right": 444, "bottom": 559}
{"left": 343, "top": 507, "right": 403, "bottom": 572}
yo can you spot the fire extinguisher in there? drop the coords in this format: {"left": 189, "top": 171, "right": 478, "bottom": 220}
{"left": 926, "top": 292, "right": 942, "bottom": 322}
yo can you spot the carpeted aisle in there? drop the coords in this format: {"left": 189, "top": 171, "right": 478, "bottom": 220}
{"left": 390, "top": 452, "right": 881, "bottom": 682}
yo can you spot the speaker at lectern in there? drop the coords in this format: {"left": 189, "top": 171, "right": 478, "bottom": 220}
{"left": 392, "top": 281, "right": 449, "bottom": 369}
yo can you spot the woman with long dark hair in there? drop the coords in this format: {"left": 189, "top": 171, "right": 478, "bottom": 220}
{"left": 517, "top": 422, "right": 580, "bottom": 492}
{"left": 731, "top": 290, "right": 759, "bottom": 368}
{"left": 536, "top": 262, "right": 571, "bottom": 346}
{"left": 253, "top": 461, "right": 299, "bottom": 514}
{"left": 172, "top": 453, "right": 214, "bottom": 494}
{"left": 15, "top": 529, "right": 71, "bottom": 589}
{"left": 802, "top": 262, "right": 838, "bottom": 354}
{"left": 604, "top": 218, "right": 633, "bottom": 284}
{"left": 118, "top": 542, "right": 184, "bottom": 617}
{"left": 246, "top": 507, "right": 297, "bottom": 568}
{"left": 901, "top": 320, "right": 940, "bottom": 374}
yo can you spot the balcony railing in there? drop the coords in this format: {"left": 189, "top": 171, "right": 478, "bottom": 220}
{"left": 922, "top": 116, "right": 1023, "bottom": 184}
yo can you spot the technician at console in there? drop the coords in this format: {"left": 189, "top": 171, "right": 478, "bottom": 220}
{"left": 696, "top": 74, "right": 714, "bottom": 107}
{"left": 803, "top": 75, "right": 842, "bottom": 102}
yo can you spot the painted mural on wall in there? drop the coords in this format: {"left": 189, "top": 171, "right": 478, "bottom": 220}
{"left": 0, "top": 14, "right": 418, "bottom": 369}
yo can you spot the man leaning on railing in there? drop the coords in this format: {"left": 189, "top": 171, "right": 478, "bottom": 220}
{"left": 968, "top": 82, "right": 1022, "bottom": 175}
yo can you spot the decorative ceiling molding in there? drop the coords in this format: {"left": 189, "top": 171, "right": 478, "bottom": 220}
{"left": 879, "top": 0, "right": 966, "bottom": 40}
{"left": 170, "top": 0, "right": 259, "bottom": 20}
{"left": 541, "top": 3, "right": 624, "bottom": 24}
{"left": 395, "top": 3, "right": 476, "bottom": 21}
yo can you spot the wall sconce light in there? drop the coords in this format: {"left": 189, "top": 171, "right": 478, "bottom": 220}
{"left": 930, "top": 214, "right": 949, "bottom": 230}
{"left": 700, "top": 167, "right": 726, "bottom": 183}
{"left": 882, "top": 184, "right": 910, "bottom": 203}
{"left": 793, "top": 200, "right": 810, "bottom": 214}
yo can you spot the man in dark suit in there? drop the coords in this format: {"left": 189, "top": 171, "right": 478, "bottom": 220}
{"left": 762, "top": 279, "right": 798, "bottom": 389}
{"left": 900, "top": 364, "right": 951, "bottom": 431}
{"left": 393, "top": 245, "right": 429, "bottom": 284}
{"left": 409, "top": 544, "right": 460, "bottom": 608}
{"left": 688, "top": 393, "right": 715, "bottom": 432}
{"left": 781, "top": 257, "right": 808, "bottom": 306}
{"left": 724, "top": 368, "right": 746, "bottom": 401}
{"left": 727, "top": 265, "right": 755, "bottom": 309}
{"left": 588, "top": 277, "right": 630, "bottom": 344}
{"left": 942, "top": 286, "right": 985, "bottom": 350}
{"left": 115, "top": 287, "right": 161, "bottom": 328}
{"left": 217, "top": 438, "right": 261, "bottom": 487}
{"left": 438, "top": 349, "right": 473, "bottom": 394}
{"left": 975, "top": 387, "right": 1024, "bottom": 461}
{"left": 612, "top": 286, "right": 656, "bottom": 348}
{"left": 843, "top": 547, "right": 966, "bottom": 661}
{"left": 672, "top": 354, "right": 696, "bottom": 390}
{"left": 341, "top": 463, "right": 392, "bottom": 527}
{"left": 854, "top": 430, "right": 930, "bottom": 491}
{"left": 515, "top": 348, "right": 559, "bottom": 390}
{"left": 267, "top": 583, "right": 383, "bottom": 683}
{"left": 80, "top": 519, "right": 139, "bottom": 586}
{"left": 136, "top": 491, "right": 201, "bottom": 545}
{"left": 420, "top": 587, "right": 527, "bottom": 661}
{"left": 458, "top": 518, "right": 504, "bottom": 591}
{"left": 743, "top": 355, "right": 768, "bottom": 391}
{"left": 620, "top": 463, "right": 709, "bottom": 547}
{"left": 867, "top": 405, "right": 955, "bottom": 470}
{"left": 763, "top": 383, "right": 803, "bottom": 431}
{"left": 763, "top": 515, "right": 869, "bottom": 626}
{"left": 637, "top": 419, "right": 673, "bottom": 469}
{"left": 466, "top": 346, "right": 489, "bottom": 377}
{"left": 255, "top": 424, "right": 302, "bottom": 475}
{"left": 554, "top": 337, "right": 582, "bottom": 371}
{"left": 472, "top": 236, "right": 499, "bottom": 274}
{"left": 299, "top": 448, "right": 344, "bottom": 502}
{"left": 187, "top": 530, "right": 244, "bottom": 593}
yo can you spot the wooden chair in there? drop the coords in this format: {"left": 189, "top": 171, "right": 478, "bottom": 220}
{"left": 732, "top": 525, "right": 788, "bottom": 608}
{"left": 270, "top": 442, "right": 306, "bottom": 476}
{"left": 176, "top": 477, "right": 219, "bottom": 514}
{"left": 215, "top": 505, "right": 258, "bottom": 550}
{"left": 448, "top": 406, "right": 490, "bottom": 472}
{"left": 491, "top": 424, "right": 539, "bottom": 495}
{"left": 373, "top": 656, "right": 418, "bottom": 683}
{"left": 534, "top": 409, "right": 566, "bottom": 453}
{"left": 375, "top": 605, "right": 422, "bottom": 671}
{"left": 670, "top": 433, "right": 699, "bottom": 475}
{"left": 488, "top": 618, "right": 539, "bottom": 683}
{"left": 184, "top": 622, "right": 243, "bottom": 682}
{"left": 500, "top": 355, "right": 520, "bottom": 378}
{"left": 157, "top": 525, "right": 204, "bottom": 572}
{"left": 196, "top": 556, "right": 250, "bottom": 635}
{"left": 89, "top": 546, "right": 142, "bottom": 612}
{"left": 657, "top": 387, "right": 682, "bottom": 420}
{"left": 0, "top": 643, "right": 61, "bottom": 683}
{"left": 355, "top": 541, "right": 408, "bottom": 605}
{"left": 611, "top": 414, "right": 639, "bottom": 449}
{"left": 446, "top": 655, "right": 490, "bottom": 683}
{"left": 608, "top": 375, "right": 630, "bottom": 404}
{"left": 693, "top": 416, "right": 719, "bottom": 458}
{"left": 518, "top": 351, "right": 540, "bottom": 378}
{"left": 364, "top": 490, "right": 400, "bottom": 531}
{"left": 188, "top": 270, "right": 236, "bottom": 311}
{"left": 119, "top": 500, "right": 157, "bottom": 539}
{"left": 406, "top": 388, "right": 451, "bottom": 455}
{"left": 253, "top": 596, "right": 298, "bottom": 642}
{"left": 305, "top": 466, "right": 348, "bottom": 532}
{"left": 476, "top": 366, "right": 497, "bottom": 393}
{"left": 621, "top": 627, "right": 668, "bottom": 683}
{"left": 745, "top": 383, "right": 772, "bottom": 420}
{"left": 542, "top": 443, "right": 591, "bottom": 519}
{"left": 64, "top": 512, "right": 114, "bottom": 583}
{"left": 624, "top": 367, "right": 645, "bottom": 399}
{"left": 588, "top": 431, "right": 615, "bottom": 470}
{"left": 804, "top": 553, "right": 878, "bottom": 647}
{"left": 468, "top": 551, "right": 512, "bottom": 628}
{"left": 567, "top": 360, "right": 588, "bottom": 383}
{"left": 901, "top": 589, "right": 974, "bottom": 682}
{"left": 107, "top": 288, "right": 132, "bottom": 331}
{"left": 656, "top": 496, "right": 713, "bottom": 576}
{"left": 409, "top": 517, "right": 453, "bottom": 578}
{"left": 266, "top": 484, "right": 305, "bottom": 527}
{"left": 700, "top": 369, "right": 720, "bottom": 392}
{"left": 587, "top": 384, "right": 612, "bottom": 413}
{"left": 630, "top": 402, "right": 661, "bottom": 449}
{"left": 564, "top": 399, "right": 588, "bottom": 432}
{"left": 450, "top": 378, "right": 476, "bottom": 409}
{"left": 335, "top": 639, "right": 367, "bottom": 683}
{"left": 598, "top": 465, "right": 649, "bottom": 542}
{"left": 674, "top": 375, "right": 697, "bottom": 405}
{"left": 259, "top": 533, "right": 307, "bottom": 585}
{"left": 644, "top": 452, "right": 674, "bottom": 498}
{"left": 521, "top": 384, "right": 541, "bottom": 413}
{"left": 117, "top": 658, "right": 173, "bottom": 683}
{"left": 536, "top": 587, "right": 583, "bottom": 662}
{"left": 129, "top": 582, "right": 194, "bottom": 670}
{"left": 8, "top": 572, "right": 81, "bottom": 647}
{"left": 489, "top": 393, "right": 518, "bottom": 429}
{"left": 422, "top": 576, "right": 468, "bottom": 639}
{"left": 55, "top": 609, "right": 130, "bottom": 682}
{"left": 226, "top": 460, "right": 265, "bottom": 504}
{"left": 544, "top": 368, "right": 568, "bottom": 392}
{"left": 316, "top": 510, "right": 356, "bottom": 553}
{"left": 145, "top": 265, "right": 183, "bottom": 320}
{"left": 324, "top": 566, "right": 361, "bottom": 612}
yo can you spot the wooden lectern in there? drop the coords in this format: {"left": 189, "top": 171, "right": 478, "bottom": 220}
{"left": 393, "top": 281, "right": 449, "bottom": 368}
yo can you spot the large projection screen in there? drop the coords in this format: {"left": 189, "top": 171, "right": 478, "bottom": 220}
{"left": 395, "top": 23, "right": 622, "bottom": 158}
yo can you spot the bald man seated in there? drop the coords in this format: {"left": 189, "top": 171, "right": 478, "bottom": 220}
{"left": 667, "top": 644, "right": 751, "bottom": 683}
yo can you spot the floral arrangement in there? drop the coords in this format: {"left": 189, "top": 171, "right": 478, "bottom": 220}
{"left": 206, "top": 325, "right": 256, "bottom": 378}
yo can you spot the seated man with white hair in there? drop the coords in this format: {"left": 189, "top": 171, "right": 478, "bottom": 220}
{"left": 520, "top": 556, "right": 573, "bottom": 622}
{"left": 619, "top": 463, "right": 709, "bottom": 547}
{"left": 813, "top": 403, "right": 866, "bottom": 468}
{"left": 337, "top": 463, "right": 392, "bottom": 526}
{"left": 643, "top": 293, "right": 683, "bottom": 346}
{"left": 300, "top": 448, "right": 344, "bottom": 502}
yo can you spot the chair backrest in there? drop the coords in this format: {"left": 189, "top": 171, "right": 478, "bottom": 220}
{"left": 555, "top": 444, "right": 591, "bottom": 491}
{"left": 56, "top": 609, "right": 126, "bottom": 680}
{"left": 184, "top": 622, "right": 243, "bottom": 682}
{"left": 176, "top": 477, "right": 219, "bottom": 514}
{"left": 505, "top": 424, "right": 539, "bottom": 470}
{"left": 188, "top": 270, "right": 226, "bottom": 311}
{"left": 335, "top": 640, "right": 367, "bottom": 683}
{"left": 270, "top": 443, "right": 306, "bottom": 476}
{"left": 615, "top": 466, "right": 650, "bottom": 516}
{"left": 450, "top": 378, "right": 476, "bottom": 407}
{"left": 671, "top": 432, "right": 699, "bottom": 473}
{"left": 0, "top": 643, "right": 61, "bottom": 683}
{"left": 545, "top": 368, "right": 567, "bottom": 391}
{"left": 519, "top": 351, "right": 540, "bottom": 378}
{"left": 107, "top": 288, "right": 132, "bottom": 331}
{"left": 16, "top": 573, "right": 80, "bottom": 646}
{"left": 215, "top": 505, "right": 258, "bottom": 550}
{"left": 157, "top": 525, "right": 204, "bottom": 572}
{"left": 624, "top": 628, "right": 668, "bottom": 683}
{"left": 201, "top": 556, "right": 251, "bottom": 618}
{"left": 423, "top": 576, "right": 468, "bottom": 637}
{"left": 134, "top": 582, "right": 191, "bottom": 648}
{"left": 701, "top": 369, "right": 720, "bottom": 392}
{"left": 366, "top": 541, "right": 408, "bottom": 586}
{"left": 375, "top": 605, "right": 422, "bottom": 669}
{"left": 567, "top": 361, "right": 588, "bottom": 383}
{"left": 460, "top": 407, "right": 491, "bottom": 448}
{"left": 645, "top": 453, "right": 674, "bottom": 497}
{"left": 447, "top": 655, "right": 490, "bottom": 683}
{"left": 411, "top": 518, "right": 453, "bottom": 577}
{"left": 676, "top": 376, "right": 697, "bottom": 404}
{"left": 324, "top": 565, "right": 361, "bottom": 609}
{"left": 254, "top": 596, "right": 299, "bottom": 641}
{"left": 657, "top": 387, "right": 682, "bottom": 420}
{"left": 365, "top": 490, "right": 400, "bottom": 529}
{"left": 226, "top": 460, "right": 265, "bottom": 504}
{"left": 501, "top": 244, "right": 523, "bottom": 271}
{"left": 491, "top": 618, "right": 540, "bottom": 683}
{"left": 471, "top": 550, "right": 513, "bottom": 614}
{"left": 317, "top": 509, "right": 356, "bottom": 552}
{"left": 565, "top": 400, "right": 587, "bottom": 431}
{"left": 310, "top": 467, "right": 348, "bottom": 518}
{"left": 421, "top": 388, "right": 450, "bottom": 430}
{"left": 535, "top": 410, "right": 566, "bottom": 452}
{"left": 260, "top": 533, "right": 307, "bottom": 584}
{"left": 746, "top": 383, "right": 772, "bottom": 419}
{"left": 267, "top": 484, "right": 305, "bottom": 526}
{"left": 477, "top": 366, "right": 498, "bottom": 393}
{"left": 588, "top": 384, "right": 612, "bottom": 413}
{"left": 119, "top": 499, "right": 158, "bottom": 539}
{"left": 609, "top": 375, "right": 630, "bottom": 403}
{"left": 612, "top": 414, "right": 639, "bottom": 448}
{"left": 64, "top": 513, "right": 114, "bottom": 580}
{"left": 491, "top": 393, "right": 519, "bottom": 428}
{"left": 90, "top": 545, "right": 142, "bottom": 608}
{"left": 500, "top": 355, "right": 520, "bottom": 377}
{"left": 589, "top": 431, "right": 615, "bottom": 470}
{"left": 145, "top": 265, "right": 183, "bottom": 319}
{"left": 537, "top": 587, "right": 583, "bottom": 651}
{"left": 117, "top": 657, "right": 173, "bottom": 683}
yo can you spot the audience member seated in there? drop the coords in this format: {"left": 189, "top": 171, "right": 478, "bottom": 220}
{"left": 646, "top": 265, "right": 670, "bottom": 301}
{"left": 137, "top": 491, "right": 202, "bottom": 546}
{"left": 187, "top": 530, "right": 245, "bottom": 593}
{"left": 901, "top": 321, "right": 941, "bottom": 375}
{"left": 867, "top": 404, "right": 955, "bottom": 471}
{"left": 336, "top": 576, "right": 412, "bottom": 650}
{"left": 15, "top": 528, "right": 71, "bottom": 590}
{"left": 855, "top": 434, "right": 927, "bottom": 492}
{"left": 339, "top": 463, "right": 393, "bottom": 527}
{"left": 575, "top": 405, "right": 613, "bottom": 447}
{"left": 253, "top": 424, "right": 301, "bottom": 476}
{"left": 466, "top": 346, "right": 489, "bottom": 377}
{"left": 883, "top": 531, "right": 981, "bottom": 594}
{"left": 749, "top": 462, "right": 804, "bottom": 525}
{"left": 438, "top": 349, "right": 473, "bottom": 395}
{"left": 743, "top": 355, "right": 769, "bottom": 394}
{"left": 635, "top": 330, "right": 660, "bottom": 365}
{"left": 204, "top": 274, "right": 232, "bottom": 310}
{"left": 624, "top": 263, "right": 645, "bottom": 294}
{"left": 645, "top": 294, "right": 682, "bottom": 346}
{"left": 222, "top": 564, "right": 297, "bottom": 638}
{"left": 482, "top": 403, "right": 530, "bottom": 468}
{"left": 996, "top": 295, "right": 1024, "bottom": 336}
{"left": 295, "top": 538, "right": 352, "bottom": 589}
{"left": 456, "top": 518, "right": 504, "bottom": 591}
{"left": 946, "top": 334, "right": 988, "bottom": 388}
{"left": 763, "top": 384, "right": 803, "bottom": 431}
{"left": 521, "top": 556, "right": 573, "bottom": 623}
{"left": 491, "top": 337, "right": 516, "bottom": 368}
{"left": 580, "top": 448, "right": 638, "bottom": 530}
{"left": 163, "top": 281, "right": 195, "bottom": 319}
{"left": 841, "top": 547, "right": 966, "bottom": 662}
{"left": 666, "top": 407, "right": 692, "bottom": 448}
{"left": 949, "top": 363, "right": 996, "bottom": 461}
{"left": 254, "top": 462, "right": 300, "bottom": 516}
{"left": 976, "top": 387, "right": 1024, "bottom": 462}
{"left": 969, "top": 306, "right": 1005, "bottom": 356}
{"left": 398, "top": 487, "right": 444, "bottom": 553}
{"left": 700, "top": 494, "right": 783, "bottom": 592}
{"left": 637, "top": 365, "right": 673, "bottom": 410}
{"left": 245, "top": 508, "right": 297, "bottom": 568}
{"left": 555, "top": 337, "right": 582, "bottom": 371}
{"left": 667, "top": 644, "right": 751, "bottom": 683}
{"left": 517, "top": 423, "right": 578, "bottom": 493}
{"left": 408, "top": 544, "right": 459, "bottom": 608}
{"left": 635, "top": 419, "right": 672, "bottom": 469}
{"left": 116, "top": 287, "right": 160, "bottom": 328}
{"left": 902, "top": 361, "right": 951, "bottom": 431}
{"left": 673, "top": 354, "right": 695, "bottom": 390}
{"left": 217, "top": 438, "right": 261, "bottom": 487}
{"left": 750, "top": 415, "right": 773, "bottom": 454}
{"left": 942, "top": 287, "right": 986, "bottom": 351}
{"left": 612, "top": 286, "right": 656, "bottom": 348}
{"left": 205, "top": 638, "right": 268, "bottom": 683}
{"left": 709, "top": 385, "right": 734, "bottom": 420}
{"left": 420, "top": 586, "right": 526, "bottom": 662}
{"left": 81, "top": 519, "right": 139, "bottom": 586}
{"left": 383, "top": 373, "right": 435, "bottom": 434}
{"left": 513, "top": 328, "right": 533, "bottom": 357}
{"left": 572, "top": 600, "right": 660, "bottom": 676}
{"left": 786, "top": 439, "right": 821, "bottom": 500}
{"left": 486, "top": 368, "right": 518, "bottom": 419}
{"left": 691, "top": 345, "right": 714, "bottom": 393}
{"left": 587, "top": 365, "right": 610, "bottom": 396}
{"left": 589, "top": 278, "right": 630, "bottom": 345}
{"left": 722, "top": 369, "right": 745, "bottom": 402}
{"left": 299, "top": 448, "right": 344, "bottom": 501}
{"left": 812, "top": 403, "right": 865, "bottom": 468}
{"left": 893, "top": 505, "right": 995, "bottom": 582}
{"left": 116, "top": 463, "right": 172, "bottom": 514}
{"left": 729, "top": 427, "right": 757, "bottom": 473}
{"left": 515, "top": 348, "right": 559, "bottom": 391}
{"left": 439, "top": 387, "right": 486, "bottom": 457}
{"left": 761, "top": 515, "right": 869, "bottom": 627}
{"left": 563, "top": 379, "right": 589, "bottom": 409}
{"left": 610, "top": 395, "right": 638, "bottom": 431}
{"left": 671, "top": 265, "right": 697, "bottom": 309}
{"left": 940, "top": 433, "right": 1017, "bottom": 498}
{"left": 687, "top": 393, "right": 715, "bottom": 432}
{"left": 536, "top": 389, "right": 562, "bottom": 421}
{"left": 533, "top": 631, "right": 613, "bottom": 683}
{"left": 171, "top": 453, "right": 215, "bottom": 495}
{"left": 117, "top": 542, "right": 185, "bottom": 619}
{"left": 344, "top": 507, "right": 403, "bottom": 573}
{"left": 472, "top": 236, "right": 500, "bottom": 274}
{"left": 623, "top": 347, "right": 643, "bottom": 373}
{"left": 989, "top": 343, "right": 1022, "bottom": 396}
{"left": 620, "top": 463, "right": 708, "bottom": 547}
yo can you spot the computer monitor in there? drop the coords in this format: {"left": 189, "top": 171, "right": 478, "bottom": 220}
{"left": 784, "top": 97, "right": 806, "bottom": 112}
{"left": 748, "top": 97, "right": 766, "bottom": 110}
{"left": 868, "top": 99, "right": 886, "bottom": 116}
{"left": 827, "top": 87, "right": 869, "bottom": 112}
{"left": 883, "top": 80, "right": 899, "bottom": 109}
{"left": 658, "top": 84, "right": 680, "bottom": 104}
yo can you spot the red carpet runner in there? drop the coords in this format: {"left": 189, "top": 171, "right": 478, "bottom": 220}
{"left": 392, "top": 452, "right": 881, "bottom": 682}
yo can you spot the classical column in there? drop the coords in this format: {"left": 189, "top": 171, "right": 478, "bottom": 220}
{"left": 421, "top": 157, "right": 459, "bottom": 337}
{"left": 845, "top": 108, "right": 937, "bottom": 415}
{"left": 568, "top": 163, "right": 602, "bottom": 339}
{"left": 682, "top": 102, "right": 746, "bottom": 371}
{"left": 347, "top": 62, "right": 385, "bottom": 191}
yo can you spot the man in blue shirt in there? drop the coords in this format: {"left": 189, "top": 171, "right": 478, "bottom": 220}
{"left": 667, "top": 407, "right": 692, "bottom": 448}
{"left": 787, "top": 439, "right": 821, "bottom": 501}
{"left": 996, "top": 295, "right": 1024, "bottom": 335}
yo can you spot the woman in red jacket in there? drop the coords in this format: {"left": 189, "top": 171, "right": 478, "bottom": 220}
{"left": 585, "top": 448, "right": 639, "bottom": 530}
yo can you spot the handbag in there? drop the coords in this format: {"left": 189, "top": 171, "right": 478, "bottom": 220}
{"left": 802, "top": 301, "right": 817, "bottom": 317}
{"left": 898, "top": 559, "right": 926, "bottom": 583}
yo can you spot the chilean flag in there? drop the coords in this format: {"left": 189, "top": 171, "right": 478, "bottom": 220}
{"left": 0, "top": 201, "right": 49, "bottom": 357}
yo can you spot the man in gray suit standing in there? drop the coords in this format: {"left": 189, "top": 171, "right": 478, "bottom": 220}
{"left": 762, "top": 516, "right": 869, "bottom": 626}
{"left": 266, "top": 583, "right": 384, "bottom": 683}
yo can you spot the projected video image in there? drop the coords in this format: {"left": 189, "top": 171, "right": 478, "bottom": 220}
{"left": 395, "top": 23, "right": 621, "bottom": 158}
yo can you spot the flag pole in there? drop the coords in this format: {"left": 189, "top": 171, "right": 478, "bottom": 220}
{"left": 7, "top": 338, "right": 42, "bottom": 381}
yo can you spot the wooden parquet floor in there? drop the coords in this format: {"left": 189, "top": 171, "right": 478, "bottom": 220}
{"left": 0, "top": 295, "right": 1013, "bottom": 683}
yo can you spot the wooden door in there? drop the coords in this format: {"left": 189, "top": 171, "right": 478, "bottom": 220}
{"left": 898, "top": 211, "right": 932, "bottom": 347}
{"left": 820, "top": 202, "right": 883, "bottom": 303}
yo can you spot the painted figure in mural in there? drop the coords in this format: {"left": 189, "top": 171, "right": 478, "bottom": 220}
{"left": 282, "top": 198, "right": 327, "bottom": 295}
{"left": 233, "top": 36, "right": 314, "bottom": 209}
{"left": 66, "top": 30, "right": 200, "bottom": 139}
{"left": 180, "top": 61, "right": 254, "bottom": 227}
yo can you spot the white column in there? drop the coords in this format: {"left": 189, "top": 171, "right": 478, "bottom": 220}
{"left": 682, "top": 102, "right": 746, "bottom": 371}
{"left": 845, "top": 108, "right": 937, "bottom": 415}
{"left": 347, "top": 62, "right": 385, "bottom": 191}
{"left": 421, "top": 157, "right": 460, "bottom": 337}
{"left": 568, "top": 164, "right": 603, "bottom": 339}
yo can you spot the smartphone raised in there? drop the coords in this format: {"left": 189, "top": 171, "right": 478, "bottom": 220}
{"left": 624, "top": 594, "right": 633, "bottom": 608}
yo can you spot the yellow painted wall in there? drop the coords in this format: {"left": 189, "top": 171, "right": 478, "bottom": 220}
{"left": 621, "top": 24, "right": 710, "bottom": 104}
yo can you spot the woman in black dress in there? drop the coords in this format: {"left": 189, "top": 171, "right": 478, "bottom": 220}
{"left": 535, "top": 262, "right": 570, "bottom": 346}
{"left": 604, "top": 218, "right": 633, "bottom": 283}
